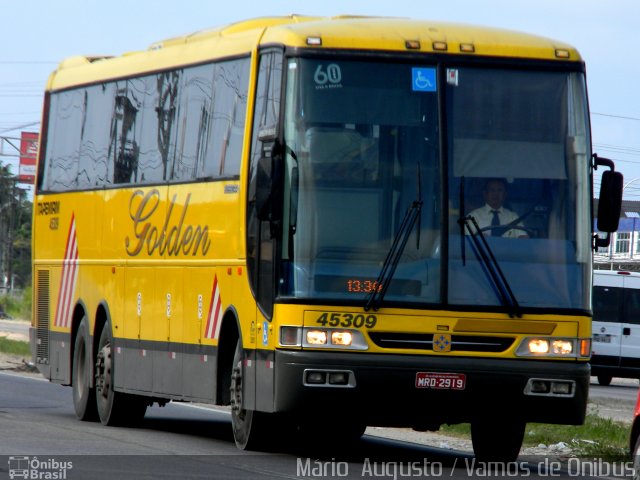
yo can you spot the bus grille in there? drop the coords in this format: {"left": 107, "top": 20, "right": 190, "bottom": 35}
{"left": 368, "top": 332, "right": 515, "bottom": 353}
{"left": 36, "top": 270, "right": 50, "bottom": 364}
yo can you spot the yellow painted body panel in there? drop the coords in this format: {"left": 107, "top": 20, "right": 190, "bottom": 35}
{"left": 33, "top": 179, "right": 256, "bottom": 349}
{"left": 288, "top": 304, "right": 588, "bottom": 359}
{"left": 46, "top": 15, "right": 581, "bottom": 92}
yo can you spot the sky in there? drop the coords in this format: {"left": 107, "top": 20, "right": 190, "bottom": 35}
{"left": 1, "top": 0, "right": 638, "bottom": 199}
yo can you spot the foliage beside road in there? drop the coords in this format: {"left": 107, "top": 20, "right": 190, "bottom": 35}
{"left": 0, "top": 164, "right": 32, "bottom": 292}
{"left": 0, "top": 336, "right": 30, "bottom": 356}
{"left": 441, "top": 414, "right": 630, "bottom": 459}
{"left": 0, "top": 287, "right": 31, "bottom": 320}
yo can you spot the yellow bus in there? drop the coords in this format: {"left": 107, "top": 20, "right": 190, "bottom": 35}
{"left": 30, "top": 15, "right": 622, "bottom": 461}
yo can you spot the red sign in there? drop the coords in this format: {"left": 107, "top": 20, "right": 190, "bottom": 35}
{"left": 19, "top": 131, "right": 38, "bottom": 184}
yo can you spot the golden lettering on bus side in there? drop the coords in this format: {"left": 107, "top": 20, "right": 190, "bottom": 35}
{"left": 125, "top": 189, "right": 211, "bottom": 257}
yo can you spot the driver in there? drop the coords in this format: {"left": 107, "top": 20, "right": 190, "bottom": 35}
{"left": 469, "top": 178, "right": 527, "bottom": 238}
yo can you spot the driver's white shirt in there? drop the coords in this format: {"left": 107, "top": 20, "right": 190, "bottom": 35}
{"left": 468, "top": 204, "right": 522, "bottom": 238}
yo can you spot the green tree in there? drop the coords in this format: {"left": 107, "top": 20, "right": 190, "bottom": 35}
{"left": 0, "top": 163, "right": 32, "bottom": 291}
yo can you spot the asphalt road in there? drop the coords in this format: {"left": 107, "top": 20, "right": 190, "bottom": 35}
{"left": 0, "top": 371, "right": 472, "bottom": 479}
{"left": 0, "top": 319, "right": 29, "bottom": 341}
{"left": 0, "top": 372, "right": 628, "bottom": 480}
{"left": 590, "top": 378, "right": 638, "bottom": 404}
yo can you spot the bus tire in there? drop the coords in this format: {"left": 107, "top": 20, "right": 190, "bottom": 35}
{"left": 471, "top": 418, "right": 525, "bottom": 463}
{"left": 95, "top": 324, "right": 147, "bottom": 426}
{"left": 597, "top": 375, "right": 612, "bottom": 386}
{"left": 72, "top": 317, "right": 98, "bottom": 421}
{"left": 230, "top": 338, "right": 276, "bottom": 450}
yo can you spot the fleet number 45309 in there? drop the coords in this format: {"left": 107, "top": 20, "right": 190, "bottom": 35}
{"left": 315, "top": 312, "right": 377, "bottom": 329}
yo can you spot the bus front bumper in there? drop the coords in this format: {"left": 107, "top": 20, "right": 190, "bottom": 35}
{"left": 273, "top": 349, "right": 589, "bottom": 427}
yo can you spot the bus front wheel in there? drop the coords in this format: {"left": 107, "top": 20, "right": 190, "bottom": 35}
{"left": 95, "top": 324, "right": 147, "bottom": 426}
{"left": 471, "top": 418, "right": 525, "bottom": 463}
{"left": 230, "top": 339, "right": 277, "bottom": 450}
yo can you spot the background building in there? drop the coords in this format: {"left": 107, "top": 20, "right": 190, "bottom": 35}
{"left": 594, "top": 199, "right": 640, "bottom": 271}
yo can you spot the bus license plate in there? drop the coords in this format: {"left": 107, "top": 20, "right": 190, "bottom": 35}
{"left": 593, "top": 334, "right": 611, "bottom": 343}
{"left": 416, "top": 372, "right": 466, "bottom": 390}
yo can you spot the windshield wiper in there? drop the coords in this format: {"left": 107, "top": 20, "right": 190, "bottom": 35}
{"left": 458, "top": 215, "right": 522, "bottom": 318}
{"left": 365, "top": 158, "right": 423, "bottom": 311}
{"left": 364, "top": 199, "right": 422, "bottom": 311}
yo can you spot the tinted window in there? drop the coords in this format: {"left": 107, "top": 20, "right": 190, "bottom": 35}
{"left": 624, "top": 288, "right": 640, "bottom": 325}
{"left": 79, "top": 83, "right": 115, "bottom": 187}
{"left": 246, "top": 50, "right": 284, "bottom": 317}
{"left": 592, "top": 286, "right": 622, "bottom": 322}
{"left": 40, "top": 56, "right": 250, "bottom": 192}
{"left": 446, "top": 70, "right": 591, "bottom": 310}
{"left": 177, "top": 64, "right": 214, "bottom": 181}
{"left": 42, "top": 90, "right": 84, "bottom": 191}
{"left": 205, "top": 60, "right": 250, "bottom": 177}
{"left": 109, "top": 79, "right": 146, "bottom": 184}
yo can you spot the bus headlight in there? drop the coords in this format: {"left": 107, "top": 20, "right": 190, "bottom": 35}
{"left": 279, "top": 326, "right": 368, "bottom": 350}
{"left": 331, "top": 331, "right": 353, "bottom": 346}
{"left": 304, "top": 328, "right": 367, "bottom": 350}
{"left": 306, "top": 329, "right": 328, "bottom": 345}
{"left": 552, "top": 339, "right": 573, "bottom": 355}
{"left": 527, "top": 339, "right": 550, "bottom": 354}
{"left": 516, "top": 337, "right": 585, "bottom": 357}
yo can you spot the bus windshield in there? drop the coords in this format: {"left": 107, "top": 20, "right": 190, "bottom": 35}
{"left": 281, "top": 57, "right": 591, "bottom": 311}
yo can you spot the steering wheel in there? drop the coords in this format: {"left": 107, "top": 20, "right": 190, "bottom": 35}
{"left": 479, "top": 224, "right": 535, "bottom": 238}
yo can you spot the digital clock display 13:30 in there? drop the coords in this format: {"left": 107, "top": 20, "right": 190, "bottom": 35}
{"left": 346, "top": 279, "right": 382, "bottom": 293}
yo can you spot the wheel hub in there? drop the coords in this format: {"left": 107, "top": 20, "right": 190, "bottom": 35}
{"left": 230, "top": 364, "right": 243, "bottom": 414}
{"left": 95, "top": 342, "right": 112, "bottom": 399}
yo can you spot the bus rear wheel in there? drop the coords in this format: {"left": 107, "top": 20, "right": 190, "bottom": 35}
{"left": 230, "top": 339, "right": 279, "bottom": 450}
{"left": 72, "top": 317, "right": 98, "bottom": 421}
{"left": 95, "top": 324, "right": 148, "bottom": 426}
{"left": 471, "top": 418, "right": 525, "bottom": 463}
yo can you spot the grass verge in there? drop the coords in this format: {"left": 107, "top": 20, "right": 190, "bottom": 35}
{"left": 441, "top": 414, "right": 630, "bottom": 460}
{"left": 0, "top": 336, "right": 30, "bottom": 356}
{"left": 0, "top": 288, "right": 32, "bottom": 320}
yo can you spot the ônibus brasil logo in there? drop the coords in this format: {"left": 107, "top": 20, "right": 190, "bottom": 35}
{"left": 8, "top": 456, "right": 72, "bottom": 479}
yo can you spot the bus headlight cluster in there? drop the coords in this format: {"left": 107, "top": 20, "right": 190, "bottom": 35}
{"left": 280, "top": 326, "right": 368, "bottom": 350}
{"left": 515, "top": 337, "right": 591, "bottom": 358}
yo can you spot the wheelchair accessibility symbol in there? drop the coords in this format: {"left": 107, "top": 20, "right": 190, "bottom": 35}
{"left": 412, "top": 67, "right": 437, "bottom": 92}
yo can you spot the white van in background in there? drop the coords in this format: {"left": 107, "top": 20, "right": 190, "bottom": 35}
{"left": 591, "top": 270, "right": 640, "bottom": 385}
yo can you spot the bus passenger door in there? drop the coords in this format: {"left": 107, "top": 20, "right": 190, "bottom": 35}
{"left": 246, "top": 49, "right": 284, "bottom": 413}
